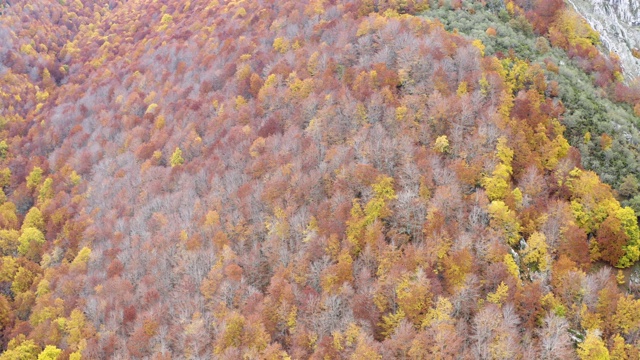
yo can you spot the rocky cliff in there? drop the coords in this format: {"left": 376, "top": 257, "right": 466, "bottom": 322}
{"left": 567, "top": 0, "right": 640, "bottom": 80}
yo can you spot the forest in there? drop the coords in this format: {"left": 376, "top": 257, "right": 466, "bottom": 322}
{"left": 0, "top": 0, "right": 639, "bottom": 358}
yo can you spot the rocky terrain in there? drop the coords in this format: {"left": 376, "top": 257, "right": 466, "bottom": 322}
{"left": 567, "top": 0, "right": 640, "bottom": 79}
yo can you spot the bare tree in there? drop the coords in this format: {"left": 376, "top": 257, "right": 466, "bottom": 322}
{"left": 538, "top": 313, "right": 575, "bottom": 360}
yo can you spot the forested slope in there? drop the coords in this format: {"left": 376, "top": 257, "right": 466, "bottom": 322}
{"left": 0, "top": 0, "right": 639, "bottom": 358}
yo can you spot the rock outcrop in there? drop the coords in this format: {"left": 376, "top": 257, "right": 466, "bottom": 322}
{"left": 567, "top": 0, "right": 640, "bottom": 80}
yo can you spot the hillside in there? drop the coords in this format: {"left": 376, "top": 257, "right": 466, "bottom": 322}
{"left": 0, "top": 0, "right": 639, "bottom": 358}
{"left": 566, "top": 0, "right": 640, "bottom": 80}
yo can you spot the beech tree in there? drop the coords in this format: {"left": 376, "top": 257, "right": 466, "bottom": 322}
{"left": 0, "top": 0, "right": 637, "bottom": 357}
{"left": 170, "top": 147, "right": 184, "bottom": 167}
{"left": 577, "top": 330, "right": 609, "bottom": 360}
{"left": 538, "top": 314, "right": 573, "bottom": 360}
{"left": 17, "top": 228, "right": 45, "bottom": 261}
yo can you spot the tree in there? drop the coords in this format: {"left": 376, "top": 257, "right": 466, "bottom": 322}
{"left": 170, "top": 147, "right": 184, "bottom": 167}
{"left": 521, "top": 232, "right": 549, "bottom": 272}
{"left": 433, "top": 135, "right": 449, "bottom": 154}
{"left": 38, "top": 178, "right": 53, "bottom": 204}
{"left": 216, "top": 312, "right": 246, "bottom": 353}
{"left": 567, "top": 170, "right": 614, "bottom": 234}
{"left": 612, "top": 295, "right": 640, "bottom": 335}
{"left": 346, "top": 176, "right": 396, "bottom": 254}
{"left": 609, "top": 334, "right": 631, "bottom": 360}
{"left": 350, "top": 331, "right": 382, "bottom": 360}
{"left": 26, "top": 167, "right": 43, "bottom": 191}
{"left": 594, "top": 215, "right": 628, "bottom": 266}
{"left": 71, "top": 247, "right": 91, "bottom": 272}
{"left": 37, "top": 346, "right": 62, "bottom": 360}
{"left": 613, "top": 207, "right": 640, "bottom": 267}
{"left": 472, "top": 304, "right": 521, "bottom": 360}
{"left": 487, "top": 200, "right": 521, "bottom": 246}
{"left": 65, "top": 309, "right": 94, "bottom": 352}
{"left": 21, "top": 207, "right": 44, "bottom": 232}
{"left": 10, "top": 265, "right": 37, "bottom": 295}
{"left": 396, "top": 271, "right": 432, "bottom": 327}
{"left": 17, "top": 227, "right": 46, "bottom": 260}
{"left": 0, "top": 141, "right": 8, "bottom": 160}
{"left": 487, "top": 282, "right": 509, "bottom": 306}
{"left": 0, "top": 202, "right": 19, "bottom": 230}
{"left": 0, "top": 336, "right": 40, "bottom": 360}
{"left": 0, "top": 294, "right": 13, "bottom": 342}
{"left": 559, "top": 223, "right": 590, "bottom": 269}
{"left": 537, "top": 314, "right": 573, "bottom": 360}
{"left": 0, "top": 230, "right": 20, "bottom": 256}
{"left": 576, "top": 330, "right": 610, "bottom": 360}
{"left": 529, "top": 0, "right": 564, "bottom": 34}
{"left": 618, "top": 174, "right": 639, "bottom": 199}
{"left": 515, "top": 281, "right": 544, "bottom": 329}
{"left": 411, "top": 298, "right": 462, "bottom": 359}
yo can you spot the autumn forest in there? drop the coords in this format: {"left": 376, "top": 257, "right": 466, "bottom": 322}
{"left": 1, "top": 0, "right": 640, "bottom": 358}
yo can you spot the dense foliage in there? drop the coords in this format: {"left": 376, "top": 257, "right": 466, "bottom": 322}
{"left": 426, "top": 1, "right": 640, "bottom": 207}
{"left": 0, "top": 0, "right": 639, "bottom": 358}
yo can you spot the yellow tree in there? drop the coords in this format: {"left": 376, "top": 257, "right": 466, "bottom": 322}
{"left": 26, "top": 167, "right": 43, "bottom": 191}
{"left": 487, "top": 200, "right": 521, "bottom": 246}
{"left": 522, "top": 232, "right": 549, "bottom": 272}
{"left": 577, "top": 330, "right": 609, "bottom": 360}
{"left": 346, "top": 176, "right": 396, "bottom": 255}
{"left": 396, "top": 270, "right": 432, "bottom": 327}
{"left": 17, "top": 227, "right": 45, "bottom": 261}
{"left": 0, "top": 336, "right": 40, "bottom": 360}
{"left": 567, "top": 168, "right": 640, "bottom": 267}
{"left": 37, "top": 346, "right": 62, "bottom": 360}
{"left": 170, "top": 147, "right": 184, "bottom": 167}
{"left": 0, "top": 230, "right": 19, "bottom": 256}
{"left": 613, "top": 295, "right": 640, "bottom": 335}
{"left": 483, "top": 138, "right": 514, "bottom": 201}
{"left": 21, "top": 207, "right": 44, "bottom": 231}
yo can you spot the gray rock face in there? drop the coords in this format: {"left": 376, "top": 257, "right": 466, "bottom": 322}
{"left": 566, "top": 0, "right": 640, "bottom": 80}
